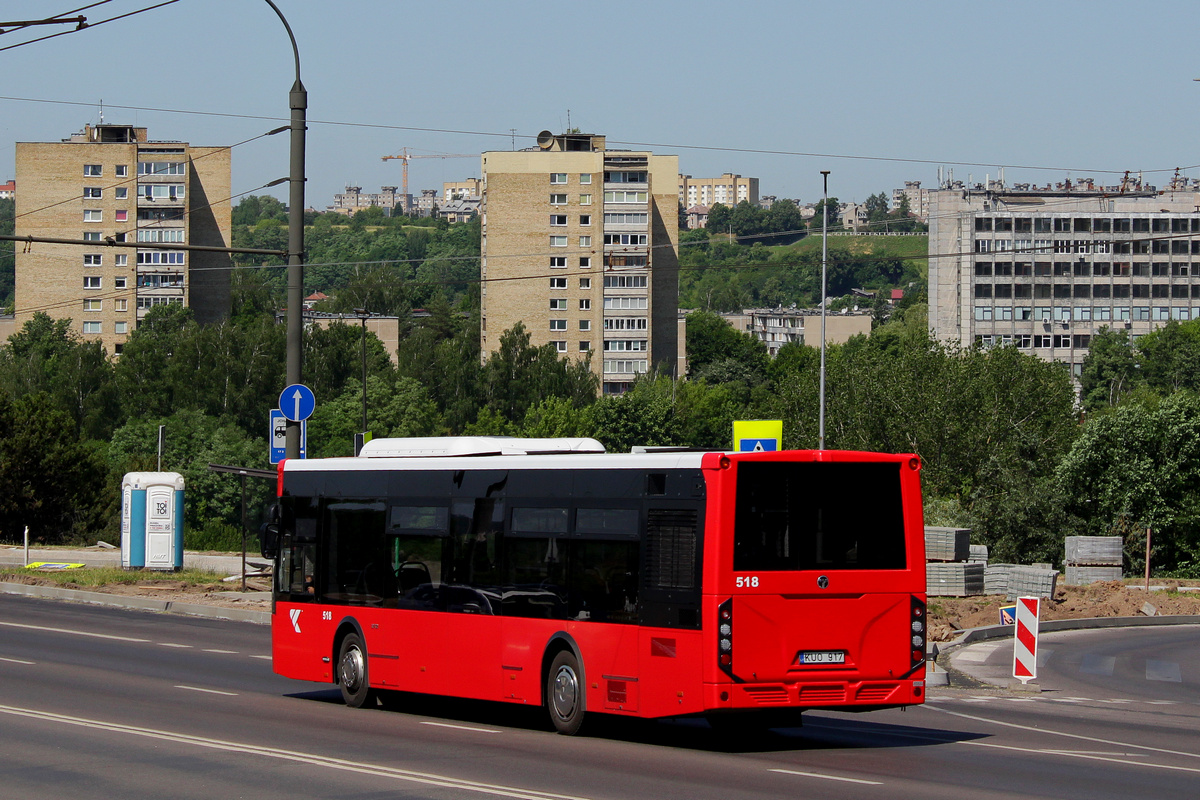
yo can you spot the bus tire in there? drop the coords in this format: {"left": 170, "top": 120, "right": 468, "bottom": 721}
{"left": 337, "top": 632, "right": 374, "bottom": 708}
{"left": 546, "top": 651, "right": 585, "bottom": 735}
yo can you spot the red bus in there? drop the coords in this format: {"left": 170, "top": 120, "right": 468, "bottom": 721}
{"left": 264, "top": 437, "right": 927, "bottom": 734}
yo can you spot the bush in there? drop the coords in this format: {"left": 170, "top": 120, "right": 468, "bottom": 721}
{"left": 185, "top": 521, "right": 253, "bottom": 553}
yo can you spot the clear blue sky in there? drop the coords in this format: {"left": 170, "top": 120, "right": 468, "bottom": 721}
{"left": 3, "top": 0, "right": 1198, "bottom": 208}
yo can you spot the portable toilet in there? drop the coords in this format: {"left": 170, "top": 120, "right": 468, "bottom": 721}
{"left": 121, "top": 472, "right": 185, "bottom": 571}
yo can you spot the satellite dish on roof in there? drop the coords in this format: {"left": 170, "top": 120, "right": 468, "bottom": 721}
{"left": 536, "top": 130, "right": 554, "bottom": 150}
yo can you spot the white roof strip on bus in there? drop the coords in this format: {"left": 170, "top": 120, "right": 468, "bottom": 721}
{"left": 358, "top": 436, "right": 606, "bottom": 458}
{"left": 283, "top": 451, "right": 711, "bottom": 472}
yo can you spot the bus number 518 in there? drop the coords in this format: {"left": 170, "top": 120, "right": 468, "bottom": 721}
{"left": 736, "top": 576, "right": 759, "bottom": 588}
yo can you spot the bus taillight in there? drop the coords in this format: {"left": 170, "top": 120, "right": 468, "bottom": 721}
{"left": 910, "top": 596, "right": 927, "bottom": 668}
{"left": 717, "top": 599, "right": 734, "bottom": 677}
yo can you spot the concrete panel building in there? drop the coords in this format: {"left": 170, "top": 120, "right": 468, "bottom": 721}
{"left": 679, "top": 173, "right": 758, "bottom": 210}
{"left": 481, "top": 132, "right": 679, "bottom": 394}
{"left": 14, "top": 124, "right": 231, "bottom": 354}
{"left": 928, "top": 180, "right": 1200, "bottom": 379}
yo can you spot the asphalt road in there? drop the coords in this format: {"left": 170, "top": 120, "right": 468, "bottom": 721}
{"left": 3, "top": 594, "right": 1199, "bottom": 800}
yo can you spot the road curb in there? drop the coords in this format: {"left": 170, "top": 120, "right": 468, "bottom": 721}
{"left": 0, "top": 581, "right": 271, "bottom": 625}
{"left": 943, "top": 613, "right": 1200, "bottom": 651}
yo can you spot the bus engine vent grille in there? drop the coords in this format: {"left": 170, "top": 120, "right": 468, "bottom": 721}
{"left": 798, "top": 684, "right": 846, "bottom": 703}
{"left": 742, "top": 685, "right": 790, "bottom": 705}
{"left": 855, "top": 683, "right": 899, "bottom": 702}
{"left": 645, "top": 510, "right": 698, "bottom": 590}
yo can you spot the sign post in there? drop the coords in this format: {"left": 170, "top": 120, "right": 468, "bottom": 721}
{"left": 733, "top": 420, "right": 783, "bottom": 453}
{"left": 1012, "top": 596, "right": 1040, "bottom": 684}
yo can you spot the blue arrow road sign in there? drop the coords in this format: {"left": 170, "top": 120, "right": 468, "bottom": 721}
{"left": 269, "top": 409, "right": 306, "bottom": 463}
{"left": 280, "top": 384, "right": 316, "bottom": 422}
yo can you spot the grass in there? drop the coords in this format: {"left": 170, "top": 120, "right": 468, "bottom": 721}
{"left": 777, "top": 233, "right": 929, "bottom": 276}
{"left": 0, "top": 565, "right": 228, "bottom": 589}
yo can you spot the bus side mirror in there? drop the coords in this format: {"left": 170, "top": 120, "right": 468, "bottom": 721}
{"left": 260, "top": 503, "right": 280, "bottom": 559}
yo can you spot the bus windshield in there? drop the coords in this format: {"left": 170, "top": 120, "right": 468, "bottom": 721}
{"left": 733, "top": 460, "right": 907, "bottom": 571}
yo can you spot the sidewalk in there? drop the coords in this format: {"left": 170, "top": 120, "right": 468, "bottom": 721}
{"left": 0, "top": 544, "right": 268, "bottom": 574}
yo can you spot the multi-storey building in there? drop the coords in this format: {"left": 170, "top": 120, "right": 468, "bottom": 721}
{"left": 892, "top": 181, "right": 930, "bottom": 222}
{"left": 481, "top": 131, "right": 680, "bottom": 394}
{"left": 0, "top": 180, "right": 14, "bottom": 200}
{"left": 14, "top": 124, "right": 231, "bottom": 354}
{"left": 328, "top": 185, "right": 406, "bottom": 216}
{"left": 717, "top": 308, "right": 872, "bottom": 356}
{"left": 442, "top": 179, "right": 482, "bottom": 204}
{"left": 678, "top": 173, "right": 758, "bottom": 210}
{"left": 928, "top": 182, "right": 1200, "bottom": 379}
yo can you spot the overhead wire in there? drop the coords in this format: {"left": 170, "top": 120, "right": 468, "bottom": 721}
{"left": 0, "top": 0, "right": 180, "bottom": 53}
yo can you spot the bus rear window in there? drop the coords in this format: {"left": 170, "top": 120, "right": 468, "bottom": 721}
{"left": 733, "top": 461, "right": 907, "bottom": 571}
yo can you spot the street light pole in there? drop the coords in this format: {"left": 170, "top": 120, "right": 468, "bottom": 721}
{"left": 819, "top": 171, "right": 830, "bottom": 450}
{"left": 354, "top": 309, "right": 368, "bottom": 448}
{"left": 263, "top": 0, "right": 306, "bottom": 459}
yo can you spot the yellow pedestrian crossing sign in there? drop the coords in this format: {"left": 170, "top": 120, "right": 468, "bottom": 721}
{"left": 733, "top": 420, "right": 783, "bottom": 452}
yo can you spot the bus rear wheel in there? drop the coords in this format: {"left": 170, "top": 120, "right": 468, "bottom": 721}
{"left": 337, "top": 632, "right": 375, "bottom": 708}
{"left": 546, "top": 651, "right": 585, "bottom": 735}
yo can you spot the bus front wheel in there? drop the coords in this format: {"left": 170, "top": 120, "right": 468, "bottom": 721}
{"left": 337, "top": 633, "right": 375, "bottom": 708}
{"left": 546, "top": 651, "right": 585, "bottom": 735}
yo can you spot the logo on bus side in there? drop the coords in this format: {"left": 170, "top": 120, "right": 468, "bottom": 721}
{"left": 289, "top": 608, "right": 302, "bottom": 633}
{"left": 817, "top": 575, "right": 829, "bottom": 589}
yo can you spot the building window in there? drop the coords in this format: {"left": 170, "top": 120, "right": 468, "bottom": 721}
{"left": 83, "top": 299, "right": 102, "bottom": 312}
{"left": 579, "top": 215, "right": 591, "bottom": 226}
{"left": 550, "top": 257, "right": 567, "bottom": 268}
{"left": 115, "top": 322, "right": 128, "bottom": 334}
{"left": 114, "top": 254, "right": 128, "bottom": 267}
{"left": 580, "top": 193, "right": 592, "bottom": 205}
{"left": 550, "top": 214, "right": 568, "bottom": 226}
{"left": 83, "top": 277, "right": 101, "bottom": 289}
{"left": 115, "top": 187, "right": 128, "bottom": 199}
{"left": 580, "top": 174, "right": 592, "bottom": 184}
{"left": 550, "top": 194, "right": 568, "bottom": 205}
{"left": 579, "top": 278, "right": 591, "bottom": 289}
{"left": 603, "top": 233, "right": 648, "bottom": 246}
{"left": 579, "top": 236, "right": 591, "bottom": 247}
{"left": 84, "top": 254, "right": 102, "bottom": 266}
{"left": 604, "top": 191, "right": 648, "bottom": 203}
{"left": 82, "top": 321, "right": 101, "bottom": 334}
{"left": 604, "top": 212, "right": 649, "bottom": 225}
{"left": 550, "top": 320, "right": 567, "bottom": 331}
{"left": 137, "top": 229, "right": 185, "bottom": 243}
{"left": 115, "top": 210, "right": 128, "bottom": 222}
{"left": 84, "top": 187, "right": 102, "bottom": 199}
{"left": 115, "top": 165, "right": 128, "bottom": 177}
{"left": 579, "top": 320, "right": 591, "bottom": 331}
{"left": 83, "top": 164, "right": 102, "bottom": 177}
{"left": 137, "top": 251, "right": 185, "bottom": 265}
{"left": 550, "top": 235, "right": 567, "bottom": 247}
{"left": 551, "top": 340, "right": 567, "bottom": 352}
{"left": 603, "top": 297, "right": 648, "bottom": 310}
{"left": 114, "top": 277, "right": 127, "bottom": 289}
{"left": 550, "top": 299, "right": 567, "bottom": 310}
{"left": 604, "top": 275, "right": 648, "bottom": 288}
{"left": 137, "top": 162, "right": 186, "bottom": 176}
{"left": 579, "top": 299, "right": 591, "bottom": 310}
{"left": 115, "top": 299, "right": 128, "bottom": 311}
{"left": 550, "top": 278, "right": 567, "bottom": 289}
{"left": 550, "top": 173, "right": 568, "bottom": 184}
{"left": 579, "top": 341, "right": 591, "bottom": 351}
{"left": 603, "top": 359, "right": 647, "bottom": 374}
{"left": 83, "top": 232, "right": 101, "bottom": 242}
{"left": 83, "top": 209, "right": 102, "bottom": 222}
{"left": 579, "top": 257, "right": 591, "bottom": 268}
{"left": 141, "top": 184, "right": 184, "bottom": 201}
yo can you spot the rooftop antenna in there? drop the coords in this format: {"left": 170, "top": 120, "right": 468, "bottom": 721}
{"left": 509, "top": 128, "right": 516, "bottom": 150}
{"left": 566, "top": 109, "right": 571, "bottom": 131}
{"left": 98, "top": 98, "right": 103, "bottom": 124}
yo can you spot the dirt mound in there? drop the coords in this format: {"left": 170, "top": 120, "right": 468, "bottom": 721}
{"left": 928, "top": 580, "right": 1200, "bottom": 641}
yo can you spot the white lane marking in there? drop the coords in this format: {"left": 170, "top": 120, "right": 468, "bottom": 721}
{"left": 419, "top": 721, "right": 501, "bottom": 734}
{"left": 1101, "top": 699, "right": 1134, "bottom": 704}
{"left": 159, "top": 643, "right": 192, "bottom": 649}
{"left": 249, "top": 655, "right": 272, "bottom": 660}
{"left": 1146, "top": 700, "right": 1178, "bottom": 705}
{"left": 0, "top": 621, "right": 149, "bottom": 643}
{"left": 175, "top": 686, "right": 238, "bottom": 697}
{"left": 0, "top": 656, "right": 35, "bottom": 665}
{"left": 960, "top": 740, "right": 1200, "bottom": 774}
{"left": 0, "top": 704, "right": 592, "bottom": 800}
{"left": 203, "top": 649, "right": 237, "bottom": 654}
{"left": 1146, "top": 660, "right": 1182, "bottom": 683}
{"left": 927, "top": 705, "right": 1200, "bottom": 761}
{"left": 769, "top": 768, "right": 882, "bottom": 786}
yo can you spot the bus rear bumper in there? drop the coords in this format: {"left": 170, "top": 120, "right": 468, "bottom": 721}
{"left": 705, "top": 676, "right": 925, "bottom": 711}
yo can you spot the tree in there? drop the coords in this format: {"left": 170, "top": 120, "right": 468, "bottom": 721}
{"left": 766, "top": 200, "right": 804, "bottom": 237}
{"left": 705, "top": 203, "right": 732, "bottom": 236}
{"left": 864, "top": 192, "right": 890, "bottom": 224}
{"left": 306, "top": 375, "right": 440, "bottom": 457}
{"left": 685, "top": 311, "right": 769, "bottom": 381}
{"left": 481, "top": 323, "right": 598, "bottom": 424}
{"left": 810, "top": 197, "right": 840, "bottom": 230}
{"left": 1136, "top": 319, "right": 1200, "bottom": 395}
{"left": 1079, "top": 327, "right": 1140, "bottom": 411}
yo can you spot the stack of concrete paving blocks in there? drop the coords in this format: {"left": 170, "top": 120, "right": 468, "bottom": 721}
{"left": 924, "top": 527, "right": 983, "bottom": 596}
{"left": 1005, "top": 566, "right": 1059, "bottom": 600}
{"left": 925, "top": 527, "right": 970, "bottom": 562}
{"left": 968, "top": 544, "right": 989, "bottom": 565}
{"left": 984, "top": 563, "right": 1015, "bottom": 595}
{"left": 1064, "top": 536, "right": 1123, "bottom": 585}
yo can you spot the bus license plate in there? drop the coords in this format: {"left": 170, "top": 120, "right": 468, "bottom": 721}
{"left": 799, "top": 650, "right": 845, "bottom": 665}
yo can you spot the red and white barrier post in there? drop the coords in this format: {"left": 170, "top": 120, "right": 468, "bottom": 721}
{"left": 1012, "top": 596, "right": 1040, "bottom": 684}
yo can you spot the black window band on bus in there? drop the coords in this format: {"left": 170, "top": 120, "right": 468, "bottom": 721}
{"left": 510, "top": 507, "right": 569, "bottom": 535}
{"left": 389, "top": 505, "right": 449, "bottom": 533}
{"left": 575, "top": 508, "right": 639, "bottom": 539}
{"left": 732, "top": 461, "right": 908, "bottom": 572}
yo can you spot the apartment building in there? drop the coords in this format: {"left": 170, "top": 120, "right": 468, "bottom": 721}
{"left": 14, "top": 124, "right": 231, "bottom": 354}
{"left": 928, "top": 182, "right": 1200, "bottom": 379}
{"left": 328, "top": 185, "right": 406, "bottom": 216}
{"left": 480, "top": 131, "right": 680, "bottom": 394}
{"left": 718, "top": 308, "right": 872, "bottom": 355}
{"left": 892, "top": 181, "right": 930, "bottom": 222}
{"left": 443, "top": 179, "right": 482, "bottom": 204}
{"left": 679, "top": 173, "right": 758, "bottom": 210}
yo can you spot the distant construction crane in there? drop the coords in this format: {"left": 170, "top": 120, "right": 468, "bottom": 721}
{"left": 380, "top": 148, "right": 475, "bottom": 202}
